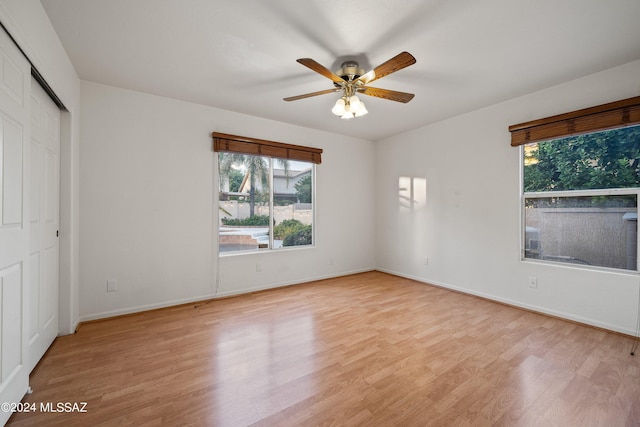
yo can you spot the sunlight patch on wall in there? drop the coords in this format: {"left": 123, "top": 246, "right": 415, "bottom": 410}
{"left": 398, "top": 176, "right": 427, "bottom": 211}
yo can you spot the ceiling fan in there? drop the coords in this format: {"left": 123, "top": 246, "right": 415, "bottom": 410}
{"left": 284, "top": 52, "right": 416, "bottom": 119}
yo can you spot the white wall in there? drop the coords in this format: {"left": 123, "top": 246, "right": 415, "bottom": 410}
{"left": 0, "top": 0, "right": 81, "bottom": 334}
{"left": 6, "top": 1, "right": 637, "bottom": 334}
{"left": 375, "top": 60, "right": 640, "bottom": 335}
{"left": 80, "top": 81, "right": 375, "bottom": 320}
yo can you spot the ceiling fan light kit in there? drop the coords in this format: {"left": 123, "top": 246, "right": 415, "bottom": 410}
{"left": 284, "top": 52, "right": 416, "bottom": 119}
{"left": 335, "top": 95, "right": 367, "bottom": 119}
{"left": 332, "top": 93, "right": 367, "bottom": 119}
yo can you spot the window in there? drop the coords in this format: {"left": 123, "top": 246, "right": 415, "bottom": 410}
{"left": 213, "top": 133, "right": 321, "bottom": 254}
{"left": 510, "top": 97, "right": 640, "bottom": 271}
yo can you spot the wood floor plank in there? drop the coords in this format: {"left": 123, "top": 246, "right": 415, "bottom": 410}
{"left": 7, "top": 271, "right": 640, "bottom": 426}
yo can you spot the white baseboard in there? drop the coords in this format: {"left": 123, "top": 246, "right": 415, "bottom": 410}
{"left": 376, "top": 267, "right": 638, "bottom": 337}
{"left": 79, "top": 267, "right": 376, "bottom": 322}
{"left": 79, "top": 293, "right": 218, "bottom": 322}
{"left": 78, "top": 266, "right": 635, "bottom": 337}
{"left": 213, "top": 267, "right": 375, "bottom": 298}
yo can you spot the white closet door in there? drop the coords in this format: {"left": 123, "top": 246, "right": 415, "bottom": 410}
{"left": 28, "top": 78, "right": 60, "bottom": 373}
{"left": 0, "top": 28, "right": 31, "bottom": 426}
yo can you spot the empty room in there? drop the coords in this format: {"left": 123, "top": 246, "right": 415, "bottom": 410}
{"left": 1, "top": 0, "right": 640, "bottom": 425}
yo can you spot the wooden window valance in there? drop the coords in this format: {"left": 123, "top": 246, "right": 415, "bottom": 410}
{"left": 212, "top": 132, "right": 322, "bottom": 164}
{"left": 509, "top": 96, "right": 640, "bottom": 147}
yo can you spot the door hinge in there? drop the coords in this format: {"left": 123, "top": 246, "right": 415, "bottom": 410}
{"left": 56, "top": 230, "right": 59, "bottom": 237}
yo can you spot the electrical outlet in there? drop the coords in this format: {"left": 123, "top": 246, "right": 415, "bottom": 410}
{"left": 528, "top": 276, "right": 537, "bottom": 288}
{"left": 329, "top": 258, "right": 335, "bottom": 266}
{"left": 256, "top": 263, "right": 262, "bottom": 272}
{"left": 423, "top": 257, "right": 429, "bottom": 266}
{"left": 107, "top": 279, "right": 117, "bottom": 292}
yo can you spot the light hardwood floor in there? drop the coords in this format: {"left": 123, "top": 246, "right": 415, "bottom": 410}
{"left": 7, "top": 271, "right": 640, "bottom": 426}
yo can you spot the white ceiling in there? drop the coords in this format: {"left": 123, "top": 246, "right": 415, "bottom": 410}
{"left": 41, "top": 0, "right": 640, "bottom": 141}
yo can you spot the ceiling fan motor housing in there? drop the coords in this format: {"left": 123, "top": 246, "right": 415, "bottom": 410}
{"left": 336, "top": 61, "right": 365, "bottom": 80}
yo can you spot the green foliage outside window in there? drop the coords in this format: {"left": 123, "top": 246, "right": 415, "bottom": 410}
{"left": 523, "top": 126, "right": 640, "bottom": 192}
{"left": 274, "top": 219, "right": 312, "bottom": 246}
{"left": 228, "top": 169, "right": 244, "bottom": 192}
{"left": 295, "top": 174, "right": 312, "bottom": 203}
{"left": 283, "top": 225, "right": 312, "bottom": 246}
{"left": 221, "top": 215, "right": 271, "bottom": 226}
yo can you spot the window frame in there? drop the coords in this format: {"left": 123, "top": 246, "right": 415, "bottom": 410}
{"left": 512, "top": 97, "right": 640, "bottom": 272}
{"left": 518, "top": 140, "right": 640, "bottom": 273}
{"left": 214, "top": 134, "right": 319, "bottom": 256}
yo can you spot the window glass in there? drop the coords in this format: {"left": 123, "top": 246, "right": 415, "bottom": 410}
{"left": 524, "top": 195, "right": 637, "bottom": 270}
{"left": 218, "top": 153, "right": 313, "bottom": 254}
{"left": 523, "top": 125, "right": 640, "bottom": 270}
{"left": 524, "top": 126, "right": 640, "bottom": 192}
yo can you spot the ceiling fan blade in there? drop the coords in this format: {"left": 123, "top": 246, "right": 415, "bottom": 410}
{"left": 283, "top": 88, "right": 341, "bottom": 102}
{"left": 297, "top": 58, "right": 345, "bottom": 84}
{"left": 357, "top": 52, "right": 416, "bottom": 85}
{"left": 359, "top": 87, "right": 415, "bottom": 103}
